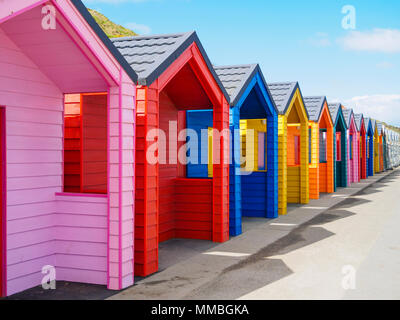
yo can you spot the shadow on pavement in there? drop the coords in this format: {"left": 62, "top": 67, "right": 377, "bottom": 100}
{"left": 5, "top": 282, "right": 117, "bottom": 300}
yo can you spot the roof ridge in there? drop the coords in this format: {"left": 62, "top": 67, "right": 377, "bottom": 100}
{"left": 214, "top": 63, "right": 258, "bottom": 70}
{"left": 111, "top": 32, "right": 192, "bottom": 42}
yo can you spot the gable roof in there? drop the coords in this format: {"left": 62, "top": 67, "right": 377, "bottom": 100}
{"left": 303, "top": 96, "right": 327, "bottom": 122}
{"left": 371, "top": 119, "right": 377, "bottom": 133}
{"left": 342, "top": 108, "right": 354, "bottom": 128}
{"left": 267, "top": 82, "right": 308, "bottom": 117}
{"left": 328, "top": 103, "right": 344, "bottom": 126}
{"left": 71, "top": 0, "right": 138, "bottom": 83}
{"left": 364, "top": 117, "right": 369, "bottom": 132}
{"left": 365, "top": 118, "right": 375, "bottom": 134}
{"left": 354, "top": 113, "right": 364, "bottom": 132}
{"left": 111, "top": 31, "right": 229, "bottom": 101}
{"left": 214, "top": 64, "right": 277, "bottom": 112}
{"left": 377, "top": 122, "right": 383, "bottom": 135}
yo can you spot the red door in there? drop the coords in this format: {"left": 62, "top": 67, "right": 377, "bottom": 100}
{"left": 0, "top": 107, "right": 5, "bottom": 297}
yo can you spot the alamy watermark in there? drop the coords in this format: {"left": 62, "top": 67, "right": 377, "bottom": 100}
{"left": 341, "top": 265, "right": 356, "bottom": 290}
{"left": 341, "top": 5, "right": 356, "bottom": 30}
{"left": 42, "top": 265, "right": 56, "bottom": 290}
{"left": 41, "top": 4, "right": 56, "bottom": 30}
{"left": 145, "top": 122, "right": 262, "bottom": 175}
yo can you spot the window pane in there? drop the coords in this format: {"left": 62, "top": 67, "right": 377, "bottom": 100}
{"left": 336, "top": 132, "right": 342, "bottom": 161}
{"left": 349, "top": 134, "right": 353, "bottom": 160}
{"left": 309, "top": 128, "right": 312, "bottom": 164}
{"left": 258, "top": 132, "right": 265, "bottom": 170}
{"left": 81, "top": 94, "right": 108, "bottom": 193}
{"left": 319, "top": 130, "right": 327, "bottom": 163}
{"left": 295, "top": 135, "right": 300, "bottom": 165}
{"left": 64, "top": 93, "right": 108, "bottom": 194}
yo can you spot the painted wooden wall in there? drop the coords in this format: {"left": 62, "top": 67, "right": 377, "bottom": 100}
{"left": 347, "top": 120, "right": 359, "bottom": 185}
{"left": 277, "top": 115, "right": 287, "bottom": 214}
{"left": 175, "top": 179, "right": 213, "bottom": 240}
{"left": 0, "top": 26, "right": 64, "bottom": 295}
{"left": 309, "top": 122, "right": 319, "bottom": 199}
{"left": 54, "top": 193, "right": 108, "bottom": 285}
{"left": 374, "top": 132, "right": 380, "bottom": 174}
{"left": 107, "top": 71, "right": 136, "bottom": 290}
{"left": 135, "top": 85, "right": 158, "bottom": 277}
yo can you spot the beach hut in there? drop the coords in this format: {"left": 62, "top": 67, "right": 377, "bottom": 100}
{"left": 372, "top": 120, "right": 380, "bottom": 174}
{"left": 0, "top": 0, "right": 138, "bottom": 296}
{"left": 354, "top": 114, "right": 367, "bottom": 180}
{"left": 381, "top": 125, "right": 388, "bottom": 171}
{"left": 185, "top": 64, "right": 279, "bottom": 236}
{"left": 303, "top": 96, "right": 334, "bottom": 199}
{"left": 328, "top": 104, "right": 348, "bottom": 191}
{"left": 112, "top": 32, "right": 231, "bottom": 277}
{"left": 343, "top": 109, "right": 358, "bottom": 184}
{"left": 376, "top": 122, "right": 386, "bottom": 172}
{"left": 268, "top": 83, "right": 309, "bottom": 215}
{"left": 385, "top": 128, "right": 394, "bottom": 170}
{"left": 364, "top": 118, "right": 375, "bottom": 177}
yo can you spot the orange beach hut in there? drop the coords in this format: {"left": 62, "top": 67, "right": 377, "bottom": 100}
{"left": 303, "top": 97, "right": 334, "bottom": 199}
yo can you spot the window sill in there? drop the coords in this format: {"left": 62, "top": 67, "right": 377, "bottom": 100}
{"left": 55, "top": 192, "right": 107, "bottom": 198}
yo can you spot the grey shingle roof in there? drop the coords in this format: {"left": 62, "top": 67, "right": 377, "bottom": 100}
{"left": 354, "top": 113, "right": 363, "bottom": 132}
{"left": 267, "top": 82, "right": 308, "bottom": 118}
{"left": 214, "top": 64, "right": 277, "bottom": 112}
{"left": 303, "top": 96, "right": 327, "bottom": 122}
{"left": 342, "top": 108, "right": 353, "bottom": 128}
{"left": 70, "top": 0, "right": 138, "bottom": 83}
{"left": 111, "top": 31, "right": 229, "bottom": 101}
{"left": 377, "top": 122, "right": 383, "bottom": 135}
{"left": 328, "top": 103, "right": 342, "bottom": 125}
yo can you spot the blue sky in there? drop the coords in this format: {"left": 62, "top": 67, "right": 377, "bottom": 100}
{"left": 83, "top": 0, "right": 400, "bottom": 126}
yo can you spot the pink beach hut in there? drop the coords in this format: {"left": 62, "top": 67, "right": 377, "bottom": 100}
{"left": 343, "top": 108, "right": 358, "bottom": 184}
{"left": 0, "top": 0, "right": 138, "bottom": 296}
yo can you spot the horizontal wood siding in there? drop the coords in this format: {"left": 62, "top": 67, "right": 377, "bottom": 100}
{"left": 54, "top": 194, "right": 108, "bottom": 285}
{"left": 277, "top": 115, "right": 287, "bottom": 214}
{"left": 287, "top": 166, "right": 300, "bottom": 203}
{"left": 0, "top": 26, "right": 63, "bottom": 296}
{"left": 241, "top": 172, "right": 267, "bottom": 217}
{"left": 135, "top": 85, "right": 158, "bottom": 277}
{"left": 175, "top": 179, "right": 213, "bottom": 240}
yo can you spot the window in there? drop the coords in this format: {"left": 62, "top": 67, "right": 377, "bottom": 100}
{"left": 309, "top": 128, "right": 312, "bottom": 164}
{"left": 319, "top": 129, "right": 327, "bottom": 163}
{"left": 294, "top": 135, "right": 300, "bottom": 165}
{"left": 240, "top": 119, "right": 267, "bottom": 172}
{"left": 350, "top": 134, "right": 353, "bottom": 160}
{"left": 288, "top": 126, "right": 301, "bottom": 166}
{"left": 258, "top": 132, "right": 266, "bottom": 170}
{"left": 64, "top": 93, "right": 108, "bottom": 194}
{"left": 336, "top": 132, "right": 342, "bottom": 161}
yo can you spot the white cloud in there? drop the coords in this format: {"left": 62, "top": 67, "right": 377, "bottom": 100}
{"left": 308, "top": 32, "right": 331, "bottom": 47}
{"left": 342, "top": 95, "right": 400, "bottom": 126}
{"left": 338, "top": 28, "right": 400, "bottom": 53}
{"left": 125, "top": 22, "right": 151, "bottom": 35}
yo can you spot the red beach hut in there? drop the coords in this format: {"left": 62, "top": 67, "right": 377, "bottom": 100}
{"left": 112, "top": 32, "right": 231, "bottom": 277}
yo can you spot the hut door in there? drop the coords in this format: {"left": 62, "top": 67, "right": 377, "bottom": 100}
{"left": 0, "top": 107, "right": 4, "bottom": 297}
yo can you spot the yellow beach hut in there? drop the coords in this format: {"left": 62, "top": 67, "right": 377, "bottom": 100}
{"left": 268, "top": 82, "right": 309, "bottom": 215}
